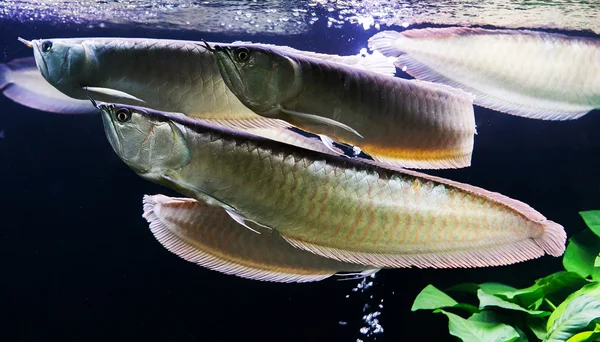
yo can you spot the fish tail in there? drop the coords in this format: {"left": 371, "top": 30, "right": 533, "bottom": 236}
{"left": 367, "top": 30, "right": 408, "bottom": 57}
{"left": 0, "top": 62, "right": 12, "bottom": 91}
{"left": 534, "top": 220, "right": 567, "bottom": 257}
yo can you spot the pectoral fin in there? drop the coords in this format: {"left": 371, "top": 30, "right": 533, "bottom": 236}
{"left": 278, "top": 107, "right": 364, "bottom": 140}
{"left": 84, "top": 86, "right": 146, "bottom": 103}
{"left": 161, "top": 174, "right": 236, "bottom": 210}
{"left": 142, "top": 194, "right": 380, "bottom": 283}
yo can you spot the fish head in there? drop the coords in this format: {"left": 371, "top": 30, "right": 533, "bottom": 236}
{"left": 212, "top": 44, "right": 299, "bottom": 114}
{"left": 98, "top": 102, "right": 191, "bottom": 179}
{"left": 30, "top": 38, "right": 93, "bottom": 98}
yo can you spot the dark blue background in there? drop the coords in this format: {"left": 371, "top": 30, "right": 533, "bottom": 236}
{"left": 1, "top": 15, "right": 598, "bottom": 342}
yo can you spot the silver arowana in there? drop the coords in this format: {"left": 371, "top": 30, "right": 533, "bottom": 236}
{"left": 368, "top": 27, "right": 600, "bottom": 120}
{"left": 98, "top": 101, "right": 566, "bottom": 270}
{"left": 208, "top": 42, "right": 476, "bottom": 170}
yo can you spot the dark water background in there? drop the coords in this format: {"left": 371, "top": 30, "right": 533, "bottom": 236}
{"left": 1, "top": 16, "right": 599, "bottom": 342}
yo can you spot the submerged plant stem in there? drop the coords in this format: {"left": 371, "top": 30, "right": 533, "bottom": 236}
{"left": 544, "top": 298, "right": 557, "bottom": 311}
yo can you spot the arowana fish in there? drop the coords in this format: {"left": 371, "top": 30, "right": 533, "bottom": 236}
{"left": 96, "top": 100, "right": 566, "bottom": 269}
{"left": 368, "top": 27, "right": 600, "bottom": 120}
{"left": 207, "top": 42, "right": 476, "bottom": 169}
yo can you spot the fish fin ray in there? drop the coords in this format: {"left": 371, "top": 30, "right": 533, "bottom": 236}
{"left": 160, "top": 174, "right": 238, "bottom": 211}
{"left": 278, "top": 107, "right": 364, "bottom": 139}
{"left": 281, "top": 235, "right": 554, "bottom": 269}
{"left": 225, "top": 210, "right": 262, "bottom": 234}
{"left": 142, "top": 194, "right": 373, "bottom": 283}
{"left": 364, "top": 153, "right": 472, "bottom": 170}
{"left": 367, "top": 30, "right": 407, "bottom": 57}
{"left": 85, "top": 86, "right": 146, "bottom": 103}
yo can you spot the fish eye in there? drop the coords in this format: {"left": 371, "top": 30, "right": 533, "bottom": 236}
{"left": 235, "top": 48, "right": 250, "bottom": 62}
{"left": 41, "top": 40, "right": 53, "bottom": 53}
{"left": 115, "top": 108, "right": 131, "bottom": 122}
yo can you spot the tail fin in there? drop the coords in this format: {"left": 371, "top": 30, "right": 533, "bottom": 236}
{"left": 534, "top": 220, "right": 567, "bottom": 257}
{"left": 367, "top": 30, "right": 407, "bottom": 57}
{"left": 0, "top": 62, "right": 12, "bottom": 91}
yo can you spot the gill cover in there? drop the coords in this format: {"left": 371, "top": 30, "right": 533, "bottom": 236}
{"left": 213, "top": 45, "right": 300, "bottom": 114}
{"left": 100, "top": 104, "right": 191, "bottom": 174}
{"left": 31, "top": 38, "right": 97, "bottom": 98}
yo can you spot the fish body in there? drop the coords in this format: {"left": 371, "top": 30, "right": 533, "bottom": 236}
{"left": 0, "top": 57, "right": 96, "bottom": 114}
{"left": 212, "top": 44, "right": 477, "bottom": 169}
{"left": 368, "top": 27, "right": 600, "bottom": 120}
{"left": 99, "top": 102, "right": 566, "bottom": 269}
{"left": 142, "top": 194, "right": 377, "bottom": 283}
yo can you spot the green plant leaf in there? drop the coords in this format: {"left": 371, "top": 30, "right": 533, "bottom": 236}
{"left": 512, "top": 326, "right": 530, "bottom": 342}
{"left": 469, "top": 311, "right": 499, "bottom": 323}
{"left": 496, "top": 272, "right": 588, "bottom": 307}
{"left": 580, "top": 211, "right": 600, "bottom": 238}
{"left": 434, "top": 309, "right": 520, "bottom": 342}
{"left": 563, "top": 231, "right": 600, "bottom": 280}
{"left": 568, "top": 322, "right": 600, "bottom": 342}
{"left": 595, "top": 254, "right": 600, "bottom": 268}
{"left": 447, "top": 282, "right": 518, "bottom": 296}
{"left": 528, "top": 316, "right": 548, "bottom": 340}
{"left": 548, "top": 282, "right": 600, "bottom": 332}
{"left": 477, "top": 290, "right": 550, "bottom": 317}
{"left": 411, "top": 284, "right": 478, "bottom": 313}
{"left": 546, "top": 295, "right": 600, "bottom": 342}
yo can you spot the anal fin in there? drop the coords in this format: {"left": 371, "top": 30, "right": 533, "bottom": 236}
{"left": 142, "top": 194, "right": 379, "bottom": 283}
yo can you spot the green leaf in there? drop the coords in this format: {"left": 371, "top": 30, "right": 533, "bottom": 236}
{"left": 477, "top": 290, "right": 550, "bottom": 317}
{"left": 527, "top": 316, "right": 548, "bottom": 340}
{"left": 512, "top": 326, "right": 530, "bottom": 342}
{"left": 580, "top": 211, "right": 600, "bottom": 238}
{"left": 573, "top": 323, "right": 600, "bottom": 342}
{"left": 434, "top": 309, "right": 520, "bottom": 342}
{"left": 447, "top": 282, "right": 518, "bottom": 296}
{"left": 548, "top": 283, "right": 600, "bottom": 331}
{"left": 546, "top": 295, "right": 600, "bottom": 342}
{"left": 411, "top": 284, "right": 479, "bottom": 313}
{"left": 469, "top": 311, "right": 499, "bottom": 323}
{"left": 595, "top": 254, "right": 600, "bottom": 268}
{"left": 563, "top": 231, "right": 600, "bottom": 280}
{"left": 566, "top": 329, "right": 597, "bottom": 342}
{"left": 496, "top": 272, "right": 588, "bottom": 307}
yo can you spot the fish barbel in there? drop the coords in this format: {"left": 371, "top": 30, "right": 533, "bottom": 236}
{"left": 368, "top": 27, "right": 600, "bottom": 120}
{"left": 142, "top": 194, "right": 378, "bottom": 283}
{"left": 21, "top": 37, "right": 398, "bottom": 161}
{"left": 208, "top": 42, "right": 476, "bottom": 170}
{"left": 98, "top": 101, "right": 566, "bottom": 269}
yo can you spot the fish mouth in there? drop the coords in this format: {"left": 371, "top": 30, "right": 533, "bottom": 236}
{"left": 99, "top": 105, "right": 122, "bottom": 156}
{"left": 30, "top": 40, "right": 49, "bottom": 79}
{"left": 214, "top": 47, "right": 246, "bottom": 97}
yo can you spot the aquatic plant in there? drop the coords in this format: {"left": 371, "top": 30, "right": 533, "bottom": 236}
{"left": 412, "top": 211, "right": 600, "bottom": 342}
